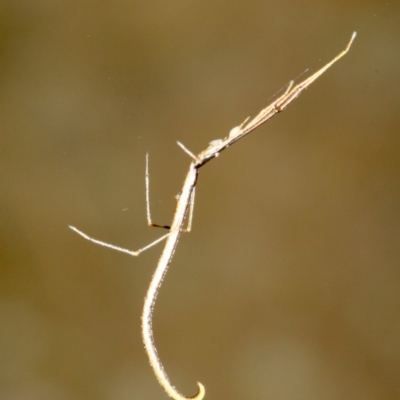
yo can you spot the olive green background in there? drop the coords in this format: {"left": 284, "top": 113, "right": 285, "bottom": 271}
{"left": 1, "top": 1, "right": 399, "bottom": 399}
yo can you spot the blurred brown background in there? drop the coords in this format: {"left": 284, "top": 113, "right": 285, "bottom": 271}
{"left": 1, "top": 1, "right": 399, "bottom": 399}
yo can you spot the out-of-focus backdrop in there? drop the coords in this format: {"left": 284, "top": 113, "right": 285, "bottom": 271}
{"left": 1, "top": 1, "right": 399, "bottom": 399}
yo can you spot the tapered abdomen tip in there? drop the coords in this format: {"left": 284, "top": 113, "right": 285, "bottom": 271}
{"left": 192, "top": 382, "right": 205, "bottom": 400}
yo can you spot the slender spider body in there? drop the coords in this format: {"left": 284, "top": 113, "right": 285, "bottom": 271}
{"left": 70, "top": 32, "right": 356, "bottom": 400}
